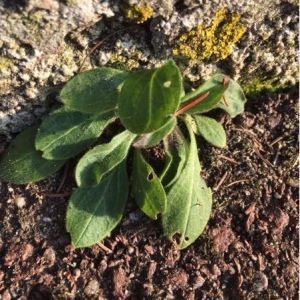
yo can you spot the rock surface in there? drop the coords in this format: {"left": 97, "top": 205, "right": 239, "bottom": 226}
{"left": 0, "top": 0, "right": 298, "bottom": 136}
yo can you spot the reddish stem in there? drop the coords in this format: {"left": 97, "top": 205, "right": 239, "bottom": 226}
{"left": 222, "top": 76, "right": 229, "bottom": 107}
{"left": 175, "top": 91, "right": 210, "bottom": 116}
{"left": 222, "top": 76, "right": 230, "bottom": 86}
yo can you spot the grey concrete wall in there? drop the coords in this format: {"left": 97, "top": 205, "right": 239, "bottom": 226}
{"left": 0, "top": 0, "right": 298, "bottom": 137}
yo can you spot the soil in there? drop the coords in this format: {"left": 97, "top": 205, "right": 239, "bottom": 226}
{"left": 0, "top": 89, "right": 298, "bottom": 300}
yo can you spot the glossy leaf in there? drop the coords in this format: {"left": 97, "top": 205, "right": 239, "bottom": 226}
{"left": 0, "top": 125, "right": 65, "bottom": 184}
{"left": 60, "top": 68, "right": 128, "bottom": 114}
{"left": 214, "top": 77, "right": 247, "bottom": 117}
{"left": 133, "top": 116, "right": 176, "bottom": 148}
{"left": 162, "top": 123, "right": 212, "bottom": 249}
{"left": 132, "top": 149, "right": 167, "bottom": 219}
{"left": 192, "top": 115, "right": 226, "bottom": 148}
{"left": 35, "top": 107, "right": 115, "bottom": 160}
{"left": 66, "top": 162, "right": 128, "bottom": 248}
{"left": 76, "top": 130, "right": 136, "bottom": 187}
{"left": 118, "top": 59, "right": 182, "bottom": 133}
{"left": 179, "top": 73, "right": 228, "bottom": 114}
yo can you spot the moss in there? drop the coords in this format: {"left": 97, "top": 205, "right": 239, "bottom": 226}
{"left": 173, "top": 8, "right": 246, "bottom": 62}
{"left": 124, "top": 4, "right": 153, "bottom": 24}
{"left": 242, "top": 76, "right": 297, "bottom": 96}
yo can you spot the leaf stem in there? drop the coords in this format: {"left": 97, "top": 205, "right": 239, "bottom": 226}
{"left": 175, "top": 91, "right": 210, "bottom": 116}
{"left": 222, "top": 76, "right": 230, "bottom": 107}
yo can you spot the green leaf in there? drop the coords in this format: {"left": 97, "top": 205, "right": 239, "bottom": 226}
{"left": 66, "top": 162, "right": 128, "bottom": 248}
{"left": 118, "top": 59, "right": 182, "bottom": 133}
{"left": 76, "top": 130, "right": 136, "bottom": 187}
{"left": 192, "top": 115, "right": 226, "bottom": 148}
{"left": 214, "top": 77, "right": 247, "bottom": 117}
{"left": 160, "top": 127, "right": 188, "bottom": 189}
{"left": 162, "top": 123, "right": 212, "bottom": 249}
{"left": 60, "top": 68, "right": 128, "bottom": 114}
{"left": 131, "top": 149, "right": 167, "bottom": 219}
{"left": 133, "top": 116, "right": 176, "bottom": 148}
{"left": 179, "top": 73, "right": 228, "bottom": 114}
{"left": 0, "top": 125, "right": 65, "bottom": 184}
{"left": 35, "top": 107, "right": 116, "bottom": 160}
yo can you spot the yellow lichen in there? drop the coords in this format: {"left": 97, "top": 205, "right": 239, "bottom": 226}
{"left": 124, "top": 5, "right": 153, "bottom": 24}
{"left": 109, "top": 53, "right": 140, "bottom": 71}
{"left": 0, "top": 56, "right": 14, "bottom": 71}
{"left": 173, "top": 8, "right": 246, "bottom": 62}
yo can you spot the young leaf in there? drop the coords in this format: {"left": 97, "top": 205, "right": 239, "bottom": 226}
{"left": 0, "top": 125, "right": 66, "bottom": 184}
{"left": 214, "top": 77, "right": 247, "bottom": 117}
{"left": 131, "top": 149, "right": 167, "bottom": 219}
{"left": 133, "top": 116, "right": 176, "bottom": 148}
{"left": 118, "top": 59, "right": 182, "bottom": 133}
{"left": 162, "top": 123, "right": 212, "bottom": 249}
{"left": 66, "top": 161, "right": 128, "bottom": 248}
{"left": 76, "top": 130, "right": 136, "bottom": 187}
{"left": 160, "top": 127, "right": 188, "bottom": 189}
{"left": 192, "top": 115, "right": 226, "bottom": 148}
{"left": 35, "top": 107, "right": 116, "bottom": 160}
{"left": 179, "top": 74, "right": 228, "bottom": 114}
{"left": 60, "top": 68, "right": 128, "bottom": 114}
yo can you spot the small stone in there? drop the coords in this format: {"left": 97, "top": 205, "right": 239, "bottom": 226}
{"left": 43, "top": 247, "right": 56, "bottom": 266}
{"left": 22, "top": 244, "right": 34, "bottom": 261}
{"left": 43, "top": 217, "right": 52, "bottom": 223}
{"left": 73, "top": 268, "right": 81, "bottom": 280}
{"left": 84, "top": 279, "right": 100, "bottom": 296}
{"left": 129, "top": 210, "right": 143, "bottom": 221}
{"left": 146, "top": 261, "right": 157, "bottom": 280}
{"left": 2, "top": 289, "right": 11, "bottom": 300}
{"left": 193, "top": 274, "right": 205, "bottom": 289}
{"left": 252, "top": 271, "right": 268, "bottom": 292}
{"left": 15, "top": 197, "right": 26, "bottom": 208}
{"left": 128, "top": 246, "right": 135, "bottom": 255}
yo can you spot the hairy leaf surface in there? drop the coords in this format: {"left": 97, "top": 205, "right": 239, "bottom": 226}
{"left": 35, "top": 107, "right": 115, "bottom": 160}
{"left": 160, "top": 127, "right": 188, "bottom": 189}
{"left": 76, "top": 130, "right": 136, "bottom": 187}
{"left": 180, "top": 74, "right": 228, "bottom": 114}
{"left": 192, "top": 115, "right": 226, "bottom": 148}
{"left": 133, "top": 116, "right": 176, "bottom": 148}
{"left": 162, "top": 123, "right": 212, "bottom": 249}
{"left": 132, "top": 149, "right": 167, "bottom": 219}
{"left": 214, "top": 77, "right": 247, "bottom": 117}
{"left": 118, "top": 60, "right": 182, "bottom": 133}
{"left": 60, "top": 68, "right": 128, "bottom": 114}
{"left": 66, "top": 162, "right": 128, "bottom": 248}
{"left": 0, "top": 126, "right": 65, "bottom": 183}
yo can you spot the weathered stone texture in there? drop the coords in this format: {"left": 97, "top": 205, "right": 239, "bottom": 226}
{"left": 0, "top": 0, "right": 298, "bottom": 137}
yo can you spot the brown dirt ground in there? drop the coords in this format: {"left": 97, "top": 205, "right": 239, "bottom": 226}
{"left": 0, "top": 89, "right": 298, "bottom": 300}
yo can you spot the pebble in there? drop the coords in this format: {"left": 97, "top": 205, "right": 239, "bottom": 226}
{"left": 2, "top": 290, "right": 11, "bottom": 300}
{"left": 43, "top": 247, "right": 56, "bottom": 266}
{"left": 43, "top": 217, "right": 52, "bottom": 223}
{"left": 15, "top": 197, "right": 26, "bottom": 208}
{"left": 84, "top": 279, "right": 100, "bottom": 296}
{"left": 252, "top": 271, "right": 268, "bottom": 292}
{"left": 22, "top": 244, "right": 34, "bottom": 261}
{"left": 129, "top": 210, "right": 143, "bottom": 221}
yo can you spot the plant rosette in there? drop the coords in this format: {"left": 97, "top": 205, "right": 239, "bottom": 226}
{"left": 0, "top": 60, "right": 246, "bottom": 249}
